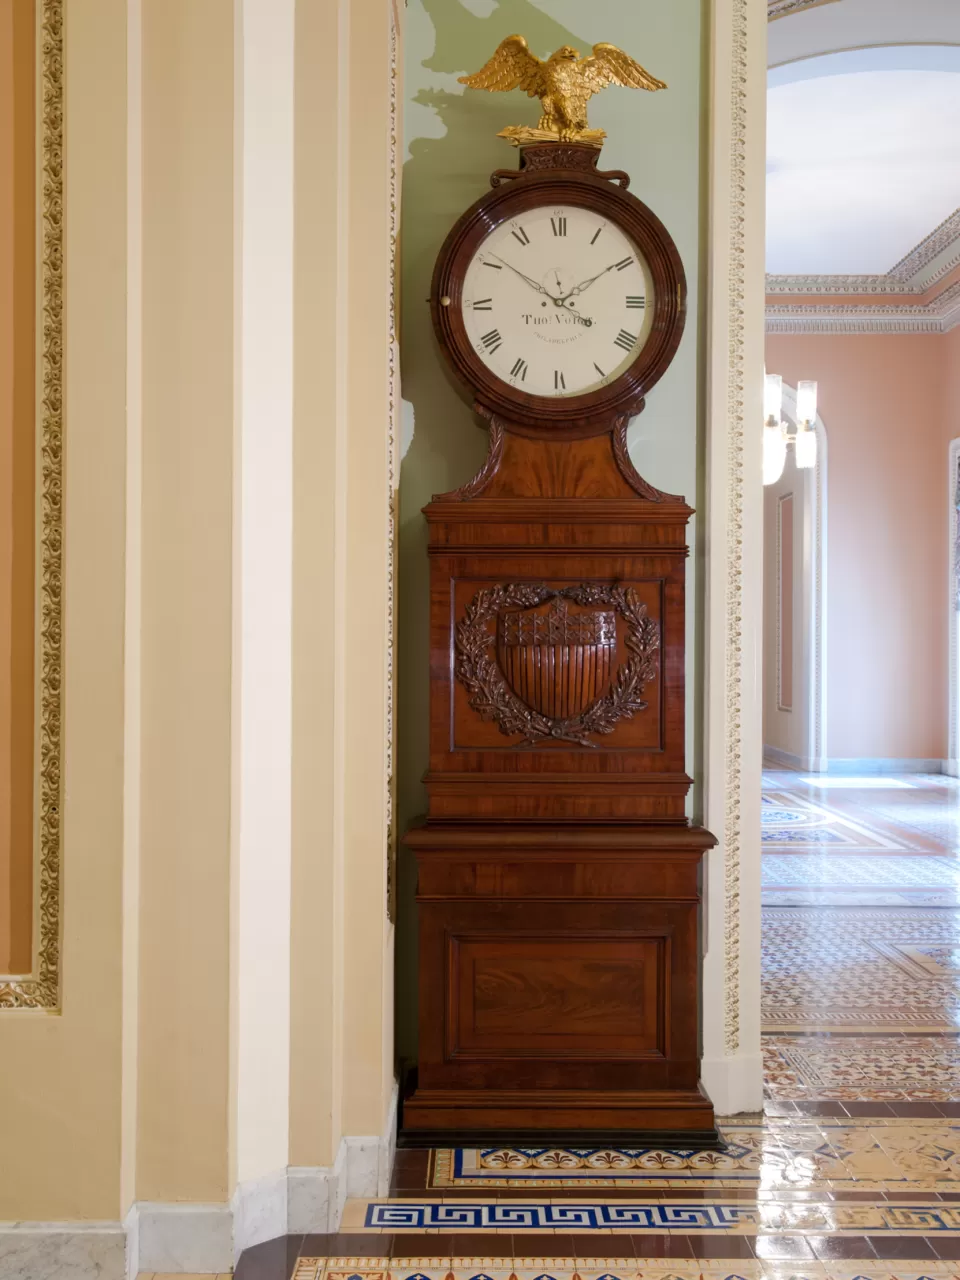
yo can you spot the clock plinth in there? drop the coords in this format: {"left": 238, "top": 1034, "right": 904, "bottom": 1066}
{"left": 400, "top": 148, "right": 717, "bottom": 1148}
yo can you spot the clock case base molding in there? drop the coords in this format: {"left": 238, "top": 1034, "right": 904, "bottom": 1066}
{"left": 402, "top": 141, "right": 717, "bottom": 1148}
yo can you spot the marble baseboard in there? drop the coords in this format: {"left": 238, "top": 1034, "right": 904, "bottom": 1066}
{"left": 132, "top": 1202, "right": 233, "bottom": 1274}
{"left": 700, "top": 1049, "right": 764, "bottom": 1116}
{"left": 764, "top": 750, "right": 949, "bottom": 775}
{"left": 0, "top": 1222, "right": 126, "bottom": 1280}
{"left": 235, "top": 1091, "right": 400, "bottom": 1260}
{"left": 826, "top": 757, "right": 947, "bottom": 775}
{"left": 4, "top": 1103, "right": 401, "bottom": 1278}
{"left": 763, "top": 744, "right": 820, "bottom": 771}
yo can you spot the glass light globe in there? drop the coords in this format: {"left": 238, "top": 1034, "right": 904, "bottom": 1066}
{"left": 795, "top": 424, "right": 817, "bottom": 470}
{"left": 796, "top": 379, "right": 818, "bottom": 426}
{"left": 764, "top": 372, "right": 783, "bottom": 424}
{"left": 763, "top": 420, "right": 787, "bottom": 485}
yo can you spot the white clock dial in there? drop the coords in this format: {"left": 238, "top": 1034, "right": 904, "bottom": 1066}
{"left": 460, "top": 203, "right": 655, "bottom": 399}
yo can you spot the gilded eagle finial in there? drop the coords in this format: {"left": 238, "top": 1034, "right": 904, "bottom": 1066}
{"left": 458, "top": 34, "right": 667, "bottom": 146}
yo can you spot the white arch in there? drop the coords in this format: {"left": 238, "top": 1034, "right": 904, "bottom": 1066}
{"left": 769, "top": 0, "right": 960, "bottom": 70}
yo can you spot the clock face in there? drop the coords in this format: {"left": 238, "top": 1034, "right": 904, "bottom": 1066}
{"left": 460, "top": 203, "right": 656, "bottom": 399}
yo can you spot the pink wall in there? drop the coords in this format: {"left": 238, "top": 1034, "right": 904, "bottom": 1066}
{"left": 765, "top": 333, "right": 956, "bottom": 761}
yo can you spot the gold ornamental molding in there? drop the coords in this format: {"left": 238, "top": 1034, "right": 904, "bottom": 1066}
{"left": 0, "top": 0, "right": 64, "bottom": 1010}
{"left": 386, "top": 3, "right": 400, "bottom": 923}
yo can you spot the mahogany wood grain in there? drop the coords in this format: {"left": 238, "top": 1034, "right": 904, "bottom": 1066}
{"left": 401, "top": 144, "right": 716, "bottom": 1145}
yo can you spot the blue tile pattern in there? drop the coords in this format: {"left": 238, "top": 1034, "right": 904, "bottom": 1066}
{"left": 365, "top": 1203, "right": 755, "bottom": 1230}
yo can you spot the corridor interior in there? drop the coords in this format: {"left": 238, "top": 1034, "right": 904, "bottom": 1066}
{"left": 218, "top": 772, "right": 960, "bottom": 1280}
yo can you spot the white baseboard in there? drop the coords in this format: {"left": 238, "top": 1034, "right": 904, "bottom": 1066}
{"left": 764, "top": 748, "right": 948, "bottom": 776}
{"left": 128, "top": 1202, "right": 233, "bottom": 1276}
{"left": 763, "top": 744, "right": 827, "bottom": 771}
{"left": 825, "top": 757, "right": 945, "bottom": 775}
{"left": 9, "top": 1081, "right": 401, "bottom": 1275}
{"left": 232, "top": 1168, "right": 288, "bottom": 1259}
{"left": 762, "top": 744, "right": 805, "bottom": 770}
{"left": 700, "top": 1051, "right": 764, "bottom": 1116}
{"left": 124, "top": 1078, "right": 400, "bottom": 1273}
{"left": 0, "top": 1222, "right": 126, "bottom": 1280}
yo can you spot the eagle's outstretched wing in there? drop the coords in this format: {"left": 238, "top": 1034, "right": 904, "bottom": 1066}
{"left": 579, "top": 43, "right": 667, "bottom": 94}
{"left": 458, "top": 34, "right": 544, "bottom": 97}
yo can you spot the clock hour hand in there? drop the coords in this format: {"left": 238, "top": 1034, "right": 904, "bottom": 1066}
{"left": 563, "top": 262, "right": 620, "bottom": 299}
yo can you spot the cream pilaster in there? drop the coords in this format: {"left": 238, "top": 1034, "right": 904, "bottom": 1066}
{"left": 289, "top": 0, "right": 398, "bottom": 1200}
{"left": 230, "top": 0, "right": 296, "bottom": 1228}
{"left": 340, "top": 0, "right": 396, "bottom": 1157}
{"left": 700, "top": 0, "right": 767, "bottom": 1115}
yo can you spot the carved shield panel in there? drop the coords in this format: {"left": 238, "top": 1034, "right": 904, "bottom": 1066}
{"left": 455, "top": 582, "right": 660, "bottom": 747}
{"left": 497, "top": 597, "right": 616, "bottom": 719}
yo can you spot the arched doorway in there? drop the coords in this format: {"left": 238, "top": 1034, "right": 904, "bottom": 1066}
{"left": 762, "top": 384, "right": 828, "bottom": 772}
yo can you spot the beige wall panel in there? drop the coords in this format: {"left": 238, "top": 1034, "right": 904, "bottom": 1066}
{"left": 342, "top": 0, "right": 395, "bottom": 1138}
{"left": 137, "top": 0, "right": 234, "bottom": 1203}
{"left": 289, "top": 0, "right": 345, "bottom": 1168}
{"left": 0, "top": 0, "right": 128, "bottom": 1220}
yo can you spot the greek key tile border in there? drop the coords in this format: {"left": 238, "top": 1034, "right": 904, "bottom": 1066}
{"left": 0, "top": 0, "right": 63, "bottom": 1009}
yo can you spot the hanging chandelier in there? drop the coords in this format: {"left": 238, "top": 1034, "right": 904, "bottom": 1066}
{"left": 763, "top": 373, "right": 818, "bottom": 485}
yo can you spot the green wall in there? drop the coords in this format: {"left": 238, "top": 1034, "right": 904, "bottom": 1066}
{"left": 396, "top": 0, "right": 705, "bottom": 1063}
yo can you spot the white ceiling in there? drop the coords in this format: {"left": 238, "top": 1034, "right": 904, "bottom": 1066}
{"left": 766, "top": 59, "right": 960, "bottom": 275}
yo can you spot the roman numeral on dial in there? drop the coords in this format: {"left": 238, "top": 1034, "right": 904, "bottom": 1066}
{"left": 613, "top": 329, "right": 637, "bottom": 353}
{"left": 615, "top": 257, "right": 633, "bottom": 271}
{"left": 593, "top": 363, "right": 606, "bottom": 379}
{"left": 554, "top": 370, "right": 566, "bottom": 391}
{"left": 510, "top": 358, "right": 528, "bottom": 382}
{"left": 626, "top": 296, "right": 646, "bottom": 309}
{"left": 511, "top": 225, "right": 530, "bottom": 246}
{"left": 480, "top": 328, "right": 502, "bottom": 353}
{"left": 482, "top": 259, "right": 502, "bottom": 269}
{"left": 590, "top": 227, "right": 603, "bottom": 244}
{"left": 551, "top": 216, "right": 567, "bottom": 237}
{"left": 471, "top": 298, "right": 493, "bottom": 310}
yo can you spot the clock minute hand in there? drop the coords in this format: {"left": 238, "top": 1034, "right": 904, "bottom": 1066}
{"left": 488, "top": 252, "right": 550, "bottom": 296}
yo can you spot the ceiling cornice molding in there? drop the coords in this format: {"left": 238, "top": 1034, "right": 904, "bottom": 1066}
{"left": 888, "top": 207, "right": 960, "bottom": 282}
{"left": 768, "top": 0, "right": 842, "bottom": 20}
{"left": 766, "top": 280, "right": 960, "bottom": 333}
{"left": 767, "top": 208, "right": 960, "bottom": 297}
{"left": 766, "top": 274, "right": 912, "bottom": 295}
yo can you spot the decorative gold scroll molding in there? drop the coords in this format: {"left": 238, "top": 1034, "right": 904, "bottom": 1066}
{"left": 720, "top": 0, "right": 751, "bottom": 1059}
{"left": 0, "top": 0, "right": 63, "bottom": 1010}
{"left": 386, "top": 2, "right": 400, "bottom": 923}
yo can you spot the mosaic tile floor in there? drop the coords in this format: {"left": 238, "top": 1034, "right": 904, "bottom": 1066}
{"left": 233, "top": 775, "right": 960, "bottom": 1280}
{"left": 290, "top": 1262, "right": 960, "bottom": 1280}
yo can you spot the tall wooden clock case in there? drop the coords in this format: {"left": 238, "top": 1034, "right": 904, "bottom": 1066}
{"left": 401, "top": 143, "right": 717, "bottom": 1145}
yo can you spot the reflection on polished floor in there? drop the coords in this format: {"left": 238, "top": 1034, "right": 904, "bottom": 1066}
{"left": 232, "top": 774, "right": 960, "bottom": 1280}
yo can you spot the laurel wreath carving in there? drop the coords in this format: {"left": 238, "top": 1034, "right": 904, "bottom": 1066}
{"left": 454, "top": 582, "right": 659, "bottom": 747}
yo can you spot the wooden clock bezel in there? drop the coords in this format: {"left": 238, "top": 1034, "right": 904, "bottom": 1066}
{"left": 430, "top": 168, "right": 687, "bottom": 439}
